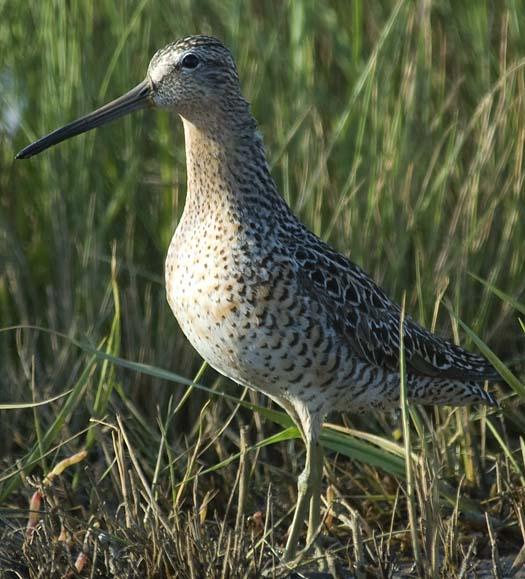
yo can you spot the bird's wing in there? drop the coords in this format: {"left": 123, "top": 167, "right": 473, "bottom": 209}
{"left": 289, "top": 234, "right": 498, "bottom": 381}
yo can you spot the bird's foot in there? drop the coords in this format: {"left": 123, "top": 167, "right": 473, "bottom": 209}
{"left": 264, "top": 540, "right": 333, "bottom": 578}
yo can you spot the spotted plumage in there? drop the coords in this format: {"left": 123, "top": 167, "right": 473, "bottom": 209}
{"left": 16, "top": 34, "right": 499, "bottom": 563}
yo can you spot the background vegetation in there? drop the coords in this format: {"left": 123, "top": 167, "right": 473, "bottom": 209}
{"left": 1, "top": 0, "right": 524, "bottom": 576}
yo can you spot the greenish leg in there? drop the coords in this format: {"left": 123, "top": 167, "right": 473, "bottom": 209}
{"left": 283, "top": 433, "right": 322, "bottom": 562}
{"left": 283, "top": 444, "right": 312, "bottom": 561}
{"left": 306, "top": 440, "right": 323, "bottom": 545}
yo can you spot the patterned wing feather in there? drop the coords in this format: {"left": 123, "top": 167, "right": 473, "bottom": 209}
{"left": 290, "top": 234, "right": 499, "bottom": 382}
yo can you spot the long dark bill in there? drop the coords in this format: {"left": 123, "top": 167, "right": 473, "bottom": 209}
{"left": 16, "top": 79, "right": 152, "bottom": 159}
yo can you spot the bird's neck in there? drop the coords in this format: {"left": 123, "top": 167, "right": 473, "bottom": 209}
{"left": 181, "top": 116, "right": 287, "bottom": 226}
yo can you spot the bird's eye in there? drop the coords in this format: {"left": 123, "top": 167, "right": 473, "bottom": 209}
{"left": 181, "top": 54, "right": 200, "bottom": 69}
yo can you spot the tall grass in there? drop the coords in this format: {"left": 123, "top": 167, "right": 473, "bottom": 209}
{"left": 1, "top": 0, "right": 524, "bottom": 576}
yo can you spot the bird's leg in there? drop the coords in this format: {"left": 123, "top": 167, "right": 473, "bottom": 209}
{"left": 283, "top": 438, "right": 314, "bottom": 561}
{"left": 283, "top": 430, "right": 322, "bottom": 562}
{"left": 306, "top": 439, "right": 323, "bottom": 545}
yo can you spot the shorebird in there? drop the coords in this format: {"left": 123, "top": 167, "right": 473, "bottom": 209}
{"left": 17, "top": 35, "right": 498, "bottom": 562}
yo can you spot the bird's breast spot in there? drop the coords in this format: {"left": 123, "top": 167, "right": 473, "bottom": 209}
{"left": 209, "top": 300, "right": 240, "bottom": 323}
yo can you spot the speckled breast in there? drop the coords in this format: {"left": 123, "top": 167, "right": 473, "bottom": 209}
{"left": 164, "top": 214, "right": 342, "bottom": 404}
{"left": 164, "top": 215, "right": 279, "bottom": 392}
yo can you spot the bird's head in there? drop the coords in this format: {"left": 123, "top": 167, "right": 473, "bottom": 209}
{"left": 16, "top": 35, "right": 245, "bottom": 159}
{"left": 148, "top": 36, "right": 244, "bottom": 122}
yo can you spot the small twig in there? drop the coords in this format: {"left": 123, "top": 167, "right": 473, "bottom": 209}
{"left": 259, "top": 483, "right": 273, "bottom": 569}
{"left": 26, "top": 450, "right": 88, "bottom": 542}
{"left": 458, "top": 537, "right": 477, "bottom": 579}
{"left": 26, "top": 489, "right": 43, "bottom": 541}
{"left": 351, "top": 510, "right": 366, "bottom": 579}
{"left": 235, "top": 425, "right": 250, "bottom": 531}
{"left": 509, "top": 543, "right": 525, "bottom": 577}
{"left": 486, "top": 512, "right": 503, "bottom": 579}
{"left": 399, "top": 295, "right": 424, "bottom": 576}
